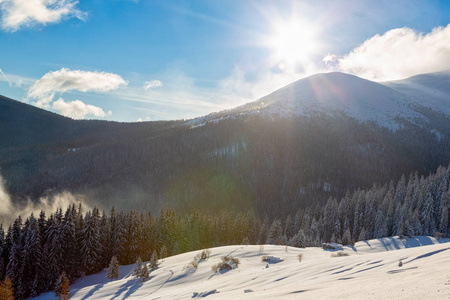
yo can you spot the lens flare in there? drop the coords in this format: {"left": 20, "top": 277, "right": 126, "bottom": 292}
{"left": 267, "top": 19, "right": 318, "bottom": 67}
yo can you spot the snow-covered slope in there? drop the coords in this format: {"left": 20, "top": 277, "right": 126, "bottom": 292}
{"left": 383, "top": 71, "right": 450, "bottom": 115}
{"left": 34, "top": 236, "right": 450, "bottom": 299}
{"left": 187, "top": 72, "right": 425, "bottom": 130}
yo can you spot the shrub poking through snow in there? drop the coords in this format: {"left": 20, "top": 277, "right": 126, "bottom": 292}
{"left": 331, "top": 252, "right": 349, "bottom": 257}
{"left": 185, "top": 258, "right": 199, "bottom": 270}
{"left": 211, "top": 263, "right": 221, "bottom": 273}
{"left": 298, "top": 253, "right": 303, "bottom": 262}
{"left": 186, "top": 249, "right": 211, "bottom": 270}
{"left": 398, "top": 260, "right": 403, "bottom": 267}
{"left": 211, "top": 256, "right": 240, "bottom": 273}
{"left": 196, "top": 249, "right": 211, "bottom": 261}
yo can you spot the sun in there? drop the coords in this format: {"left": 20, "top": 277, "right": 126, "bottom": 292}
{"left": 267, "top": 19, "right": 317, "bottom": 67}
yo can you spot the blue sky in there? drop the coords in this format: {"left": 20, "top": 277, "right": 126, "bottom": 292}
{"left": 1, "top": 0, "right": 450, "bottom": 122}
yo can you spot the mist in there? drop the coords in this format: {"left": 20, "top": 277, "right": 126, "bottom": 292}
{"left": 0, "top": 174, "right": 91, "bottom": 226}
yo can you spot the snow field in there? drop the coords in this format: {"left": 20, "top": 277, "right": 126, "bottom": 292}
{"left": 34, "top": 236, "right": 450, "bottom": 299}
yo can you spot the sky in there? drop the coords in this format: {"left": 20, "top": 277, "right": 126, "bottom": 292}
{"left": 1, "top": 0, "right": 450, "bottom": 122}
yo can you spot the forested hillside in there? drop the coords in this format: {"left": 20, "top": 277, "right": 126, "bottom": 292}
{"left": 1, "top": 92, "right": 450, "bottom": 218}
{"left": 1, "top": 163, "right": 449, "bottom": 299}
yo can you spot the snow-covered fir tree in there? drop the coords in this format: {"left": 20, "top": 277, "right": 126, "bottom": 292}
{"left": 107, "top": 256, "right": 120, "bottom": 281}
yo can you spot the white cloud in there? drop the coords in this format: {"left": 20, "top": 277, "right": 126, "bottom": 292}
{"left": 144, "top": 79, "right": 163, "bottom": 89}
{"left": 0, "top": 67, "right": 11, "bottom": 86}
{"left": 327, "top": 24, "right": 450, "bottom": 81}
{"left": 28, "top": 68, "right": 128, "bottom": 107}
{"left": 52, "top": 98, "right": 111, "bottom": 119}
{"left": 0, "top": 0, "right": 86, "bottom": 31}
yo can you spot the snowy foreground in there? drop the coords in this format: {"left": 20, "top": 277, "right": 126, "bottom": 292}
{"left": 34, "top": 236, "right": 450, "bottom": 299}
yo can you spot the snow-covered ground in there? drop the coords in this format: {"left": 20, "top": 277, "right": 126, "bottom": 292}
{"left": 33, "top": 236, "right": 450, "bottom": 299}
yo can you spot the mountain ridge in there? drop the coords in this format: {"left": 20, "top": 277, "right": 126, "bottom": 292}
{"left": 382, "top": 70, "right": 450, "bottom": 115}
{"left": 187, "top": 72, "right": 435, "bottom": 130}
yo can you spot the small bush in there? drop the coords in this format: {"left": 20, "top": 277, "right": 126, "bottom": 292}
{"left": 200, "top": 249, "right": 211, "bottom": 261}
{"left": 184, "top": 258, "right": 199, "bottom": 270}
{"left": 211, "top": 263, "right": 221, "bottom": 273}
{"left": 211, "top": 256, "right": 240, "bottom": 273}
{"left": 298, "top": 253, "right": 303, "bottom": 262}
{"left": 331, "top": 252, "right": 349, "bottom": 257}
{"left": 222, "top": 256, "right": 240, "bottom": 266}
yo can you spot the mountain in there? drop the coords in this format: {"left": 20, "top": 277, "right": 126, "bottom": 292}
{"left": 33, "top": 237, "right": 450, "bottom": 300}
{"left": 1, "top": 72, "right": 450, "bottom": 219}
{"left": 383, "top": 71, "right": 450, "bottom": 115}
{"left": 188, "top": 72, "right": 426, "bottom": 130}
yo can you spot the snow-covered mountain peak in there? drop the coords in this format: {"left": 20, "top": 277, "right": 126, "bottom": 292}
{"left": 382, "top": 71, "right": 450, "bottom": 115}
{"left": 187, "top": 72, "right": 425, "bottom": 130}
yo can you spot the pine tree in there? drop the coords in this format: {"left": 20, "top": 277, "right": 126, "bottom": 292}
{"left": 421, "top": 191, "right": 436, "bottom": 235}
{"left": 267, "top": 219, "right": 283, "bottom": 245}
{"left": 159, "top": 245, "right": 167, "bottom": 261}
{"left": 149, "top": 250, "right": 159, "bottom": 270}
{"left": 374, "top": 209, "right": 387, "bottom": 238}
{"left": 132, "top": 257, "right": 143, "bottom": 277}
{"left": 0, "top": 276, "right": 14, "bottom": 300}
{"left": 20, "top": 213, "right": 43, "bottom": 298}
{"left": 342, "top": 228, "right": 352, "bottom": 246}
{"left": 289, "top": 229, "right": 306, "bottom": 248}
{"left": 6, "top": 217, "right": 23, "bottom": 299}
{"left": 55, "top": 271, "right": 70, "bottom": 300}
{"left": 107, "top": 256, "right": 120, "bottom": 281}
{"left": 309, "top": 218, "right": 320, "bottom": 246}
{"left": 61, "top": 205, "right": 79, "bottom": 280}
{"left": 357, "top": 227, "right": 366, "bottom": 242}
{"left": 81, "top": 208, "right": 102, "bottom": 274}
{"left": 141, "top": 263, "right": 150, "bottom": 282}
{"left": 44, "top": 211, "right": 64, "bottom": 290}
{"left": 60, "top": 276, "right": 70, "bottom": 300}
{"left": 99, "top": 210, "right": 111, "bottom": 268}
{"left": 284, "top": 215, "right": 294, "bottom": 240}
{"left": 258, "top": 216, "right": 269, "bottom": 244}
{"left": 439, "top": 190, "right": 449, "bottom": 236}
